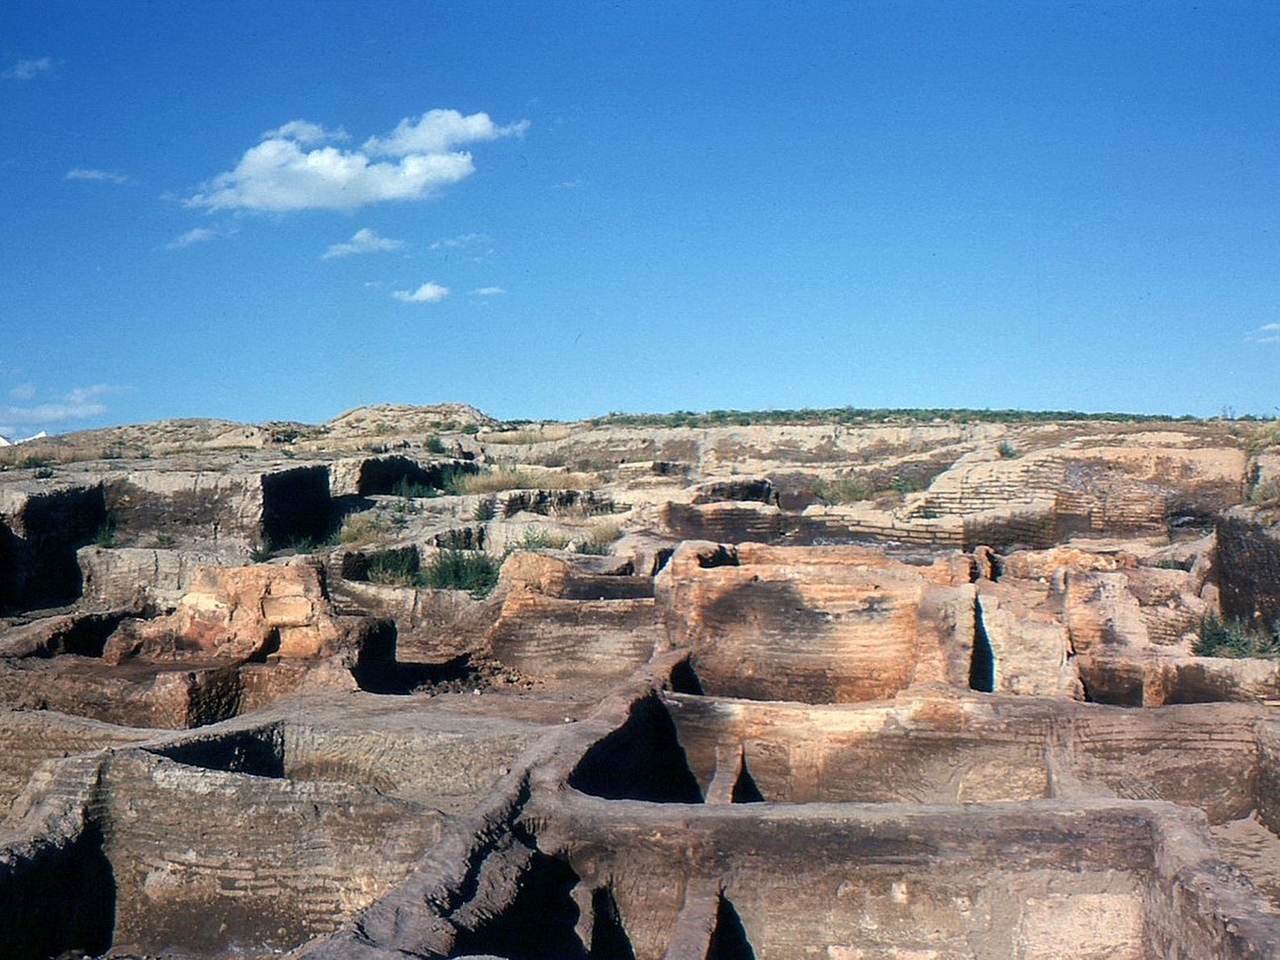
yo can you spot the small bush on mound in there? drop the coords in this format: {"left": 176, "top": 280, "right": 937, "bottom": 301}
{"left": 1251, "top": 476, "right": 1280, "bottom": 506}
{"left": 368, "top": 551, "right": 420, "bottom": 587}
{"left": 575, "top": 521, "right": 622, "bottom": 555}
{"left": 391, "top": 476, "right": 436, "bottom": 498}
{"left": 338, "top": 513, "right": 391, "bottom": 545}
{"left": 814, "top": 476, "right": 874, "bottom": 504}
{"left": 424, "top": 436, "right": 447, "bottom": 454}
{"left": 1193, "top": 614, "right": 1280, "bottom": 659}
{"left": 509, "top": 527, "right": 572, "bottom": 552}
{"left": 472, "top": 497, "right": 497, "bottom": 522}
{"left": 420, "top": 550, "right": 500, "bottom": 598}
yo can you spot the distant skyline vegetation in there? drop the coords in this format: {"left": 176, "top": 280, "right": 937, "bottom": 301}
{"left": 2, "top": 1, "right": 1278, "bottom": 436}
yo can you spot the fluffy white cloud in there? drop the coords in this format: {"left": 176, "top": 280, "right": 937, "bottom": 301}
{"left": 1247, "top": 323, "right": 1280, "bottom": 344}
{"left": 364, "top": 109, "right": 528, "bottom": 157}
{"left": 322, "top": 227, "right": 404, "bottom": 260}
{"left": 392, "top": 282, "right": 449, "bottom": 304}
{"left": 66, "top": 167, "right": 129, "bottom": 184}
{"left": 3, "top": 57, "right": 53, "bottom": 80}
{"left": 166, "top": 227, "right": 219, "bottom": 249}
{"left": 187, "top": 110, "right": 526, "bottom": 213}
{"left": 472, "top": 286, "right": 506, "bottom": 296}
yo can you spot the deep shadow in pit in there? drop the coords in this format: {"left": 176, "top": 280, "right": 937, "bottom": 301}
{"left": 589, "top": 885, "right": 637, "bottom": 960}
{"left": 0, "top": 822, "right": 116, "bottom": 960}
{"left": 451, "top": 848, "right": 592, "bottom": 960}
{"left": 969, "top": 595, "right": 995, "bottom": 693}
{"left": 354, "top": 456, "right": 479, "bottom": 497}
{"left": 0, "top": 485, "right": 107, "bottom": 613}
{"left": 569, "top": 692, "right": 703, "bottom": 803}
{"left": 149, "top": 725, "right": 286, "bottom": 778}
{"left": 730, "top": 751, "right": 765, "bottom": 804}
{"left": 708, "top": 893, "right": 757, "bottom": 960}
{"left": 348, "top": 618, "right": 484, "bottom": 695}
{"left": 261, "top": 465, "right": 336, "bottom": 548}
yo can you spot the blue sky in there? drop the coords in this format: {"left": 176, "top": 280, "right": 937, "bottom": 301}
{"left": 2, "top": 1, "right": 1278, "bottom": 435}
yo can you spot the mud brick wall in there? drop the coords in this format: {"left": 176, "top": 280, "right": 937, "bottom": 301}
{"left": 1216, "top": 510, "right": 1280, "bottom": 629}
{"left": 98, "top": 750, "right": 441, "bottom": 955}
{"left": 546, "top": 800, "right": 1157, "bottom": 960}
{"left": 488, "top": 593, "right": 659, "bottom": 682}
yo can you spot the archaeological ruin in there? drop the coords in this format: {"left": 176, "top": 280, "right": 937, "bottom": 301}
{"left": 2, "top": 403, "right": 1280, "bottom": 959}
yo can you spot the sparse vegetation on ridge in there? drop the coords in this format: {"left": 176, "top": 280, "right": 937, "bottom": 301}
{"left": 590, "top": 407, "right": 1198, "bottom": 429}
{"left": 1193, "top": 613, "right": 1280, "bottom": 659}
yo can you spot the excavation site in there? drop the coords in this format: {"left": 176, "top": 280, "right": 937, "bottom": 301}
{"left": 2, "top": 403, "right": 1280, "bottom": 959}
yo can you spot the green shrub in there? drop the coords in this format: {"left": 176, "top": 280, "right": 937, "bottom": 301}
{"left": 1193, "top": 613, "right": 1280, "bottom": 658}
{"left": 996, "top": 440, "right": 1018, "bottom": 459}
{"left": 391, "top": 476, "right": 435, "bottom": 498}
{"left": 509, "top": 527, "right": 571, "bottom": 552}
{"left": 424, "top": 436, "right": 447, "bottom": 454}
{"left": 890, "top": 475, "right": 926, "bottom": 495}
{"left": 814, "top": 476, "right": 874, "bottom": 504}
{"left": 472, "top": 497, "right": 497, "bottom": 522}
{"left": 93, "top": 521, "right": 116, "bottom": 548}
{"left": 420, "top": 550, "right": 499, "bottom": 597}
{"left": 1251, "top": 476, "right": 1280, "bottom": 506}
{"left": 367, "top": 550, "right": 420, "bottom": 586}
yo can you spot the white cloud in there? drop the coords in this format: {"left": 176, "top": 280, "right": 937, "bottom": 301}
{"left": 364, "top": 109, "right": 529, "bottom": 157}
{"left": 262, "top": 120, "right": 345, "bottom": 145}
{"left": 322, "top": 227, "right": 404, "bottom": 260}
{"left": 67, "top": 167, "right": 129, "bottom": 184}
{"left": 3, "top": 57, "right": 53, "bottom": 81}
{"left": 8, "top": 383, "right": 35, "bottom": 401}
{"left": 63, "top": 384, "right": 126, "bottom": 405}
{"left": 0, "top": 385, "right": 128, "bottom": 430}
{"left": 187, "top": 109, "right": 527, "bottom": 213}
{"left": 430, "top": 232, "right": 491, "bottom": 250}
{"left": 166, "top": 227, "right": 219, "bottom": 249}
{"left": 472, "top": 286, "right": 506, "bottom": 296}
{"left": 0, "top": 402, "right": 105, "bottom": 427}
{"left": 1246, "top": 323, "right": 1280, "bottom": 344}
{"left": 392, "top": 282, "right": 449, "bottom": 304}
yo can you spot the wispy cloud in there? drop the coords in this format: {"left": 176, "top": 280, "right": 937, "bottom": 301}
{"left": 66, "top": 167, "right": 129, "bottom": 184}
{"left": 0, "top": 384, "right": 130, "bottom": 433}
{"left": 392, "top": 282, "right": 449, "bottom": 304}
{"left": 322, "top": 227, "right": 404, "bottom": 260}
{"left": 166, "top": 227, "right": 220, "bottom": 249}
{"left": 429, "top": 232, "right": 491, "bottom": 250}
{"left": 1246, "top": 323, "right": 1280, "bottom": 344}
{"left": 553, "top": 178, "right": 585, "bottom": 189}
{"left": 8, "top": 383, "right": 36, "bottom": 401}
{"left": 3, "top": 57, "right": 53, "bottom": 81}
{"left": 472, "top": 286, "right": 506, "bottom": 296}
{"left": 186, "top": 109, "right": 527, "bottom": 213}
